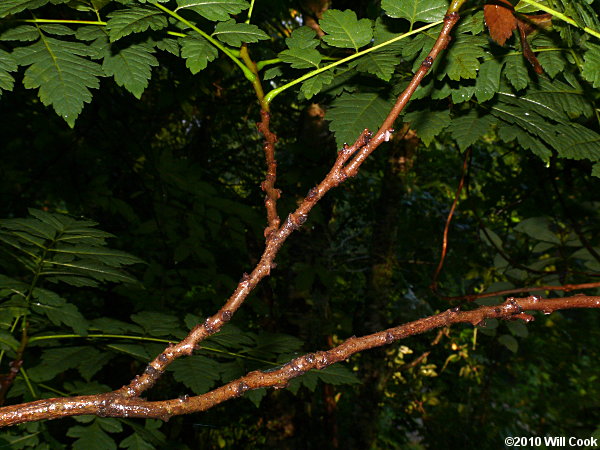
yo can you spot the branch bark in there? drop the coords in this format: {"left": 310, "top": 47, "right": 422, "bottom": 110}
{"left": 2, "top": 295, "right": 598, "bottom": 426}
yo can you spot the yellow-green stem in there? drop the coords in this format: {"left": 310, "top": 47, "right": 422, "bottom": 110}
{"left": 151, "top": 2, "right": 256, "bottom": 82}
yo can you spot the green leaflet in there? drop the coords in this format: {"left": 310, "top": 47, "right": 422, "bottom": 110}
{"left": 497, "top": 123, "right": 552, "bottom": 161}
{"left": 503, "top": 53, "right": 530, "bottom": 91}
{"left": 325, "top": 92, "right": 392, "bottom": 148}
{"left": 180, "top": 35, "right": 218, "bottom": 74}
{"left": 212, "top": 19, "right": 269, "bottom": 47}
{"left": 31, "top": 288, "right": 89, "bottom": 335}
{"left": 279, "top": 48, "right": 322, "bottom": 69}
{"left": 288, "top": 363, "right": 360, "bottom": 393}
{"left": 351, "top": 51, "right": 401, "bottom": 81}
{"left": 131, "top": 311, "right": 183, "bottom": 337}
{"left": 175, "top": 0, "right": 249, "bottom": 22}
{"left": 285, "top": 26, "right": 320, "bottom": 49}
{"left": 382, "top": 0, "right": 448, "bottom": 26}
{"left": 498, "top": 77, "right": 592, "bottom": 122}
{"left": 582, "top": 43, "right": 600, "bottom": 88}
{"left": 514, "top": 217, "right": 562, "bottom": 244}
{"left": 28, "top": 346, "right": 111, "bottom": 382}
{"left": 320, "top": 9, "right": 373, "bottom": 51}
{"left": 169, "top": 356, "right": 221, "bottom": 394}
{"left": 0, "top": 50, "right": 17, "bottom": 95}
{"left": 0, "top": 25, "right": 40, "bottom": 41}
{"left": 403, "top": 109, "right": 451, "bottom": 146}
{"left": 450, "top": 110, "right": 494, "bottom": 150}
{"left": 12, "top": 36, "right": 103, "bottom": 127}
{"left": 67, "top": 421, "right": 119, "bottom": 450}
{"left": 437, "top": 35, "right": 487, "bottom": 81}
{"left": 0, "top": 0, "right": 49, "bottom": 18}
{"left": 474, "top": 58, "right": 503, "bottom": 103}
{"left": 102, "top": 42, "right": 158, "bottom": 99}
{"left": 106, "top": 6, "right": 168, "bottom": 42}
{"left": 553, "top": 123, "right": 600, "bottom": 161}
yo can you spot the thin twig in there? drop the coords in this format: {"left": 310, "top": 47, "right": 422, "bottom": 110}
{"left": 257, "top": 110, "right": 281, "bottom": 239}
{"left": 430, "top": 148, "right": 471, "bottom": 292}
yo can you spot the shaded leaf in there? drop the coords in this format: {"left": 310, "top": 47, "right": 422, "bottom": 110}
{"left": 102, "top": 42, "right": 158, "bottom": 99}
{"left": 13, "top": 37, "right": 103, "bottom": 127}
{"left": 0, "top": 50, "right": 17, "bottom": 96}
{"left": 450, "top": 110, "right": 494, "bottom": 150}
{"left": 439, "top": 35, "right": 486, "bottom": 80}
{"left": 180, "top": 35, "right": 218, "bottom": 74}
{"left": 106, "top": 6, "right": 167, "bottom": 42}
{"left": 300, "top": 71, "right": 334, "bottom": 99}
{"left": 403, "top": 109, "right": 450, "bottom": 146}
{"left": 0, "top": 0, "right": 49, "bottom": 18}
{"left": 474, "top": 57, "right": 503, "bottom": 102}
{"left": 67, "top": 423, "right": 117, "bottom": 450}
{"left": 352, "top": 51, "right": 401, "bottom": 81}
{"left": 31, "top": 288, "right": 89, "bottom": 335}
{"left": 131, "top": 311, "right": 182, "bottom": 337}
{"left": 498, "top": 334, "right": 518, "bottom": 353}
{"left": 514, "top": 217, "right": 561, "bottom": 244}
{"left": 169, "top": 355, "right": 220, "bottom": 394}
{"left": 325, "top": 92, "right": 392, "bottom": 148}
{"left": 0, "top": 25, "right": 39, "bottom": 41}
{"left": 503, "top": 53, "right": 529, "bottom": 90}
{"left": 497, "top": 123, "right": 552, "bottom": 161}
{"left": 582, "top": 43, "right": 600, "bottom": 88}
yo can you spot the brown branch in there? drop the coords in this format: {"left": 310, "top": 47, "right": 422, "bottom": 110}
{"left": 257, "top": 110, "right": 281, "bottom": 239}
{"left": 431, "top": 147, "right": 471, "bottom": 292}
{"left": 2, "top": 294, "right": 599, "bottom": 426}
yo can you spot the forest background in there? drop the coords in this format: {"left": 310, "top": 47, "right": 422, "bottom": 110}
{"left": 0, "top": 0, "right": 599, "bottom": 448}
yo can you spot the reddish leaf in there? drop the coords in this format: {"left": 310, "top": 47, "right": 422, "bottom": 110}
{"left": 484, "top": 0, "right": 517, "bottom": 46}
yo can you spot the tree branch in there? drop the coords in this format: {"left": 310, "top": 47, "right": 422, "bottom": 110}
{"left": 2, "top": 295, "right": 598, "bottom": 426}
